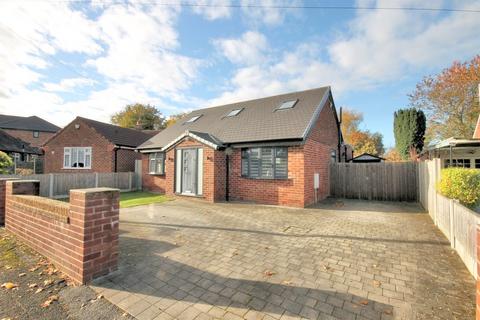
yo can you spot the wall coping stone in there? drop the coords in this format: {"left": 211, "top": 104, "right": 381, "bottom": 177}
{"left": 70, "top": 187, "right": 119, "bottom": 193}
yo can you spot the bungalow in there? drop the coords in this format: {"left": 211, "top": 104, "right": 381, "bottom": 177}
{"left": 0, "top": 129, "right": 42, "bottom": 161}
{"left": 138, "top": 86, "right": 347, "bottom": 207}
{"left": 43, "top": 117, "right": 154, "bottom": 173}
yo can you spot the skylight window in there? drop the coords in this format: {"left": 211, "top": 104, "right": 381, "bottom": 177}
{"left": 185, "top": 115, "right": 201, "bottom": 123}
{"left": 225, "top": 108, "right": 243, "bottom": 117}
{"left": 276, "top": 99, "right": 298, "bottom": 110}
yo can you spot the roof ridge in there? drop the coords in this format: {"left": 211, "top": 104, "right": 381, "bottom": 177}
{"left": 188, "top": 86, "right": 331, "bottom": 113}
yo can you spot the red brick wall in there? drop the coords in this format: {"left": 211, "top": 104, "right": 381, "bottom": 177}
{"left": 115, "top": 149, "right": 141, "bottom": 172}
{"left": 43, "top": 119, "right": 115, "bottom": 173}
{"left": 303, "top": 99, "right": 340, "bottom": 206}
{"left": 2, "top": 129, "right": 56, "bottom": 148}
{"left": 4, "top": 180, "right": 119, "bottom": 284}
{"left": 228, "top": 146, "right": 305, "bottom": 207}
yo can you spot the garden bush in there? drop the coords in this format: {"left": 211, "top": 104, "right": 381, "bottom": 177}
{"left": 437, "top": 167, "right": 480, "bottom": 207}
{"left": 0, "top": 151, "right": 13, "bottom": 174}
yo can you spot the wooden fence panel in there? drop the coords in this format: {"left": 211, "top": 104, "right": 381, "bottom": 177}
{"left": 0, "top": 172, "right": 139, "bottom": 198}
{"left": 329, "top": 162, "right": 418, "bottom": 201}
{"left": 418, "top": 159, "right": 480, "bottom": 278}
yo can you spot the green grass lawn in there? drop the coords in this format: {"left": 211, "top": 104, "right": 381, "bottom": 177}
{"left": 120, "top": 191, "right": 170, "bottom": 208}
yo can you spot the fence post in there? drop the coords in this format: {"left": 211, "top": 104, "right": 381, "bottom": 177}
{"left": 48, "top": 174, "right": 54, "bottom": 198}
{"left": 95, "top": 173, "right": 99, "bottom": 188}
{"left": 128, "top": 172, "right": 133, "bottom": 191}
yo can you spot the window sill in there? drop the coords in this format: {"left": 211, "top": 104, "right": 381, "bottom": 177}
{"left": 240, "top": 176, "right": 290, "bottom": 181}
{"left": 62, "top": 167, "right": 92, "bottom": 170}
{"left": 149, "top": 172, "right": 165, "bottom": 176}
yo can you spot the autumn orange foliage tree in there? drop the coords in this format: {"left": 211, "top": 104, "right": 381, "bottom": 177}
{"left": 409, "top": 55, "right": 480, "bottom": 143}
{"left": 341, "top": 109, "right": 384, "bottom": 156}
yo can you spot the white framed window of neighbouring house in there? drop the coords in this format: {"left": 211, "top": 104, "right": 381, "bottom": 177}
{"left": 63, "top": 147, "right": 92, "bottom": 169}
{"left": 149, "top": 152, "right": 165, "bottom": 175}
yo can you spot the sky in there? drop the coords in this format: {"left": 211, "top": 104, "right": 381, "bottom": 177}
{"left": 1, "top": 0, "right": 480, "bottom": 148}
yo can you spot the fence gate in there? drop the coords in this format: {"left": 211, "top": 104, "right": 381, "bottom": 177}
{"left": 329, "top": 162, "right": 418, "bottom": 201}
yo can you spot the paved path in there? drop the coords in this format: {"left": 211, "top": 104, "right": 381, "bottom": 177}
{"left": 91, "top": 199, "right": 475, "bottom": 320}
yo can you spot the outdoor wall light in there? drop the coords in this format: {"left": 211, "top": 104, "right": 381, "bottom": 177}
{"left": 207, "top": 156, "right": 213, "bottom": 161}
{"left": 168, "top": 157, "right": 174, "bottom": 161}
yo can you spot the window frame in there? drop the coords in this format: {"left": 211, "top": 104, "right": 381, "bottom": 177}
{"left": 63, "top": 147, "right": 92, "bottom": 169}
{"left": 444, "top": 158, "right": 472, "bottom": 168}
{"left": 32, "top": 131, "right": 39, "bottom": 138}
{"left": 241, "top": 147, "right": 288, "bottom": 180}
{"left": 149, "top": 152, "right": 166, "bottom": 175}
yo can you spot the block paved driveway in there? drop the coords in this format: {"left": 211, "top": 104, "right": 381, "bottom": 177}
{"left": 91, "top": 199, "right": 475, "bottom": 320}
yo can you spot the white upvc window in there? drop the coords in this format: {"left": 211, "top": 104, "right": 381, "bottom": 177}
{"left": 149, "top": 152, "right": 165, "bottom": 175}
{"left": 64, "top": 147, "right": 92, "bottom": 169}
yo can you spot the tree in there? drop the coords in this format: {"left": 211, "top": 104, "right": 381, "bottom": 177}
{"left": 393, "top": 108, "right": 426, "bottom": 160}
{"left": 111, "top": 103, "right": 165, "bottom": 130}
{"left": 384, "top": 148, "right": 403, "bottom": 162}
{"left": 341, "top": 109, "right": 385, "bottom": 156}
{"left": 409, "top": 55, "right": 480, "bottom": 142}
{"left": 0, "top": 151, "right": 13, "bottom": 174}
{"left": 165, "top": 112, "right": 188, "bottom": 127}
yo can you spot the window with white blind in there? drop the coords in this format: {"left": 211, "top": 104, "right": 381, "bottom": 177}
{"left": 149, "top": 152, "right": 165, "bottom": 175}
{"left": 241, "top": 147, "right": 288, "bottom": 179}
{"left": 63, "top": 147, "right": 92, "bottom": 169}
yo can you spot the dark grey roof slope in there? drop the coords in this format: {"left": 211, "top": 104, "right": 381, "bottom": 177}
{"left": 79, "top": 117, "right": 153, "bottom": 148}
{"left": 139, "top": 86, "right": 331, "bottom": 150}
{"left": 0, "top": 115, "right": 60, "bottom": 132}
{"left": 0, "top": 130, "right": 41, "bottom": 154}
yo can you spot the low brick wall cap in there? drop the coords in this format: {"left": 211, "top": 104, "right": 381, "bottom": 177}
{"left": 8, "top": 179, "right": 40, "bottom": 183}
{"left": 0, "top": 178, "right": 20, "bottom": 181}
{"left": 70, "top": 187, "right": 120, "bottom": 193}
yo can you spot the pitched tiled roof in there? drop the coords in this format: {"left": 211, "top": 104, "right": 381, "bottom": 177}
{"left": 78, "top": 117, "right": 154, "bottom": 148}
{"left": 0, "top": 130, "right": 42, "bottom": 154}
{"left": 139, "top": 86, "right": 332, "bottom": 150}
{"left": 0, "top": 115, "right": 60, "bottom": 132}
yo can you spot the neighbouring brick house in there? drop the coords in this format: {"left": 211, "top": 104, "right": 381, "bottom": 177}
{"left": 43, "top": 117, "right": 154, "bottom": 173}
{"left": 138, "top": 86, "right": 349, "bottom": 207}
{"left": 0, "top": 129, "right": 42, "bottom": 161}
{"left": 0, "top": 114, "right": 60, "bottom": 148}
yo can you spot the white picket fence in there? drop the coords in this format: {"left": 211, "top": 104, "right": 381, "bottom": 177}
{"left": 418, "top": 159, "right": 480, "bottom": 278}
{"left": 0, "top": 172, "right": 140, "bottom": 198}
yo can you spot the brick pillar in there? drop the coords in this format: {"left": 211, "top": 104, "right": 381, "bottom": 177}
{"left": 4, "top": 180, "right": 39, "bottom": 226}
{"left": 0, "top": 178, "right": 19, "bottom": 225}
{"left": 69, "top": 187, "right": 119, "bottom": 284}
{"left": 477, "top": 225, "right": 480, "bottom": 320}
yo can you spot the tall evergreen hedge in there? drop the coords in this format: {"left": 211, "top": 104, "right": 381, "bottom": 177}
{"left": 393, "top": 108, "right": 426, "bottom": 160}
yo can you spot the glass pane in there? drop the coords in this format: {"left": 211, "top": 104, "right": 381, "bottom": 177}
{"left": 261, "top": 148, "right": 274, "bottom": 178}
{"left": 77, "top": 149, "right": 85, "bottom": 167}
{"left": 275, "top": 147, "right": 287, "bottom": 158}
{"left": 149, "top": 159, "right": 156, "bottom": 173}
{"left": 85, "top": 154, "right": 91, "bottom": 168}
{"left": 275, "top": 157, "right": 287, "bottom": 178}
{"left": 64, "top": 154, "right": 70, "bottom": 167}
{"left": 250, "top": 149, "right": 260, "bottom": 178}
{"left": 464, "top": 159, "right": 471, "bottom": 167}
{"left": 476, "top": 159, "right": 480, "bottom": 169}
{"left": 241, "top": 156, "right": 248, "bottom": 176}
{"left": 71, "top": 148, "right": 78, "bottom": 167}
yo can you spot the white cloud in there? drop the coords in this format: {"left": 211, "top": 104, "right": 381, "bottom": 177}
{"left": 240, "top": 0, "right": 301, "bottom": 26}
{"left": 0, "top": 1, "right": 201, "bottom": 126}
{"left": 212, "top": 0, "right": 480, "bottom": 105}
{"left": 192, "top": 0, "right": 232, "bottom": 20}
{"left": 43, "top": 78, "right": 97, "bottom": 92}
{"left": 214, "top": 31, "right": 268, "bottom": 65}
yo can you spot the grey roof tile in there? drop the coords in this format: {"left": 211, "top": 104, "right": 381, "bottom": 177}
{"left": 139, "top": 86, "right": 330, "bottom": 149}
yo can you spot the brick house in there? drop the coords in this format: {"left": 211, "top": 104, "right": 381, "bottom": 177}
{"left": 138, "top": 86, "right": 349, "bottom": 207}
{"left": 43, "top": 117, "right": 153, "bottom": 173}
{"left": 0, "top": 114, "right": 60, "bottom": 148}
{"left": 0, "top": 129, "right": 42, "bottom": 161}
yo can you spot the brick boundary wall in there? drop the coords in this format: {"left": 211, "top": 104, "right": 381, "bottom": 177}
{"left": 0, "top": 178, "right": 19, "bottom": 225}
{"left": 4, "top": 180, "right": 119, "bottom": 284}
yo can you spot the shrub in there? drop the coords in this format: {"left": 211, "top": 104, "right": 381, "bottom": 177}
{"left": 437, "top": 168, "right": 480, "bottom": 207}
{"left": 0, "top": 151, "right": 13, "bottom": 174}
